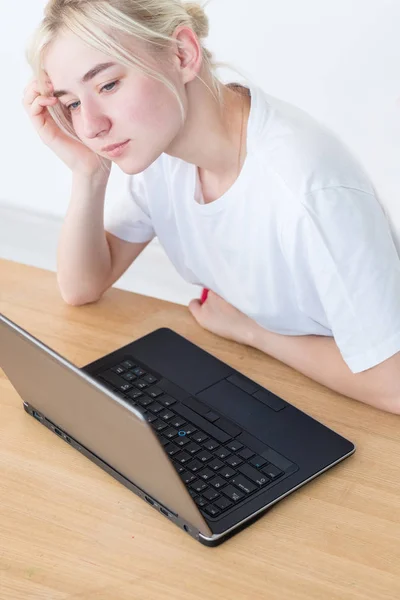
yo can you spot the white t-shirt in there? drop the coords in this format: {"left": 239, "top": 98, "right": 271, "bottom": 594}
{"left": 104, "top": 82, "right": 400, "bottom": 374}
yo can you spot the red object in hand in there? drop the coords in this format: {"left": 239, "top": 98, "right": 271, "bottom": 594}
{"left": 200, "top": 288, "right": 209, "bottom": 305}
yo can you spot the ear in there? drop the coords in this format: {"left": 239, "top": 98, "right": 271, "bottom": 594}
{"left": 171, "top": 26, "right": 203, "bottom": 84}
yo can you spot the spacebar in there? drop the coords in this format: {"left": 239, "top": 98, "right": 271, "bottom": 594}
{"left": 173, "top": 404, "right": 231, "bottom": 443}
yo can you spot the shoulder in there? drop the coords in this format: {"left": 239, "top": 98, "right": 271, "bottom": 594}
{"left": 250, "top": 85, "right": 375, "bottom": 201}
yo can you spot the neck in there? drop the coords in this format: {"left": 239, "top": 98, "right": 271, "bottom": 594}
{"left": 165, "top": 76, "right": 250, "bottom": 181}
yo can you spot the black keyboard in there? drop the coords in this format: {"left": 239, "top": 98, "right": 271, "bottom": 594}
{"left": 96, "top": 357, "right": 296, "bottom": 520}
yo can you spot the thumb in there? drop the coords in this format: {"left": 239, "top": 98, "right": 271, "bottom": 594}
{"left": 188, "top": 298, "right": 202, "bottom": 320}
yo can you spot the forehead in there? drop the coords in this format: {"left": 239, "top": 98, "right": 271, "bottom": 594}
{"left": 44, "top": 32, "right": 116, "bottom": 85}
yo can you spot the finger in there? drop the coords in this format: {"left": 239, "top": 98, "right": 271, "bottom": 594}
{"left": 188, "top": 298, "right": 202, "bottom": 319}
{"left": 23, "top": 80, "right": 53, "bottom": 107}
{"left": 29, "top": 95, "right": 58, "bottom": 118}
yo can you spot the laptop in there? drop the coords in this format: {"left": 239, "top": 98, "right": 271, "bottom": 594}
{"left": 0, "top": 313, "right": 355, "bottom": 546}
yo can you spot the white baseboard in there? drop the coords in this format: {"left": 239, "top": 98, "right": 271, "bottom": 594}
{"left": 0, "top": 203, "right": 201, "bottom": 306}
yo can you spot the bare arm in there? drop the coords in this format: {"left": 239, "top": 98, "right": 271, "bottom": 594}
{"left": 250, "top": 327, "right": 400, "bottom": 414}
{"left": 57, "top": 172, "right": 150, "bottom": 305}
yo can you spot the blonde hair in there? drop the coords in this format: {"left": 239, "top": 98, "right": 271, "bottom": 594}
{"left": 25, "top": 0, "right": 224, "bottom": 150}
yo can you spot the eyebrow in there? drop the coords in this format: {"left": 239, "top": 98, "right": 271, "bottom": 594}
{"left": 52, "top": 62, "right": 118, "bottom": 98}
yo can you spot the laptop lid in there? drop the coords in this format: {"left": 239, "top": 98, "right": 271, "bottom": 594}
{"left": 0, "top": 314, "right": 212, "bottom": 538}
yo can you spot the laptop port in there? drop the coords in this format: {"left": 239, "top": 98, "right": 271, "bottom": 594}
{"left": 32, "top": 411, "right": 42, "bottom": 422}
{"left": 65, "top": 436, "right": 72, "bottom": 444}
{"left": 159, "top": 507, "right": 169, "bottom": 517}
{"left": 145, "top": 496, "right": 155, "bottom": 506}
{"left": 54, "top": 427, "right": 63, "bottom": 438}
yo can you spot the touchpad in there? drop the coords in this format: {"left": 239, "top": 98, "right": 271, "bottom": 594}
{"left": 197, "top": 380, "right": 281, "bottom": 439}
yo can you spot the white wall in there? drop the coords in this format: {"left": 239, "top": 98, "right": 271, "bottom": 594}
{"left": 2, "top": 0, "right": 400, "bottom": 294}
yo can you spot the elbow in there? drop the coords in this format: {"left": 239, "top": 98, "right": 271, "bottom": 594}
{"left": 57, "top": 281, "right": 103, "bottom": 307}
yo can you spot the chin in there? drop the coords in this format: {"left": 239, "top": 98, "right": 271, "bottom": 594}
{"left": 115, "top": 149, "right": 164, "bottom": 176}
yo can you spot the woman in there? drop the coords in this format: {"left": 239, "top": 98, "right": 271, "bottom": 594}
{"left": 23, "top": 0, "right": 400, "bottom": 414}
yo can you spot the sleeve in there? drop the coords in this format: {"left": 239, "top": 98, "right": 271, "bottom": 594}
{"left": 284, "top": 186, "right": 400, "bottom": 373}
{"left": 104, "top": 172, "right": 155, "bottom": 243}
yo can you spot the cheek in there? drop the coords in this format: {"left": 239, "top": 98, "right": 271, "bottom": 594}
{"left": 126, "top": 77, "right": 182, "bottom": 132}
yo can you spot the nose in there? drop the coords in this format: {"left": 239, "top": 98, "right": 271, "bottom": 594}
{"left": 80, "top": 100, "right": 110, "bottom": 140}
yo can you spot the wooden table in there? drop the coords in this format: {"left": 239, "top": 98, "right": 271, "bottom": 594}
{"left": 1, "top": 258, "right": 399, "bottom": 600}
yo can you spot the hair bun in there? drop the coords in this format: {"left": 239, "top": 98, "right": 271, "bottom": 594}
{"left": 184, "top": 2, "right": 209, "bottom": 38}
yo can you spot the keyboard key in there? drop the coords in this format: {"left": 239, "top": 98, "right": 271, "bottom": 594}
{"left": 175, "top": 451, "right": 191, "bottom": 465}
{"left": 152, "top": 420, "right": 168, "bottom": 433}
{"left": 214, "top": 448, "right": 231, "bottom": 460}
{"left": 230, "top": 475, "right": 257, "bottom": 494}
{"left": 185, "top": 442, "right": 201, "bottom": 455}
{"left": 143, "top": 373, "right": 158, "bottom": 384}
{"left": 126, "top": 389, "right": 143, "bottom": 400}
{"left": 175, "top": 464, "right": 185, "bottom": 474}
{"left": 160, "top": 437, "right": 170, "bottom": 446}
{"left": 181, "top": 471, "right": 196, "bottom": 485}
{"left": 208, "top": 458, "right": 224, "bottom": 471}
{"left": 111, "top": 365, "right": 126, "bottom": 375}
{"left": 134, "top": 381, "right": 149, "bottom": 391}
{"left": 164, "top": 443, "right": 180, "bottom": 457}
{"left": 219, "top": 467, "right": 236, "bottom": 479}
{"left": 148, "top": 402, "right": 164, "bottom": 414}
{"left": 158, "top": 395, "right": 176, "bottom": 408}
{"left": 170, "top": 417, "right": 186, "bottom": 429}
{"left": 249, "top": 456, "right": 268, "bottom": 469}
{"left": 238, "top": 464, "right": 270, "bottom": 487}
{"left": 261, "top": 465, "right": 283, "bottom": 480}
{"left": 203, "top": 439, "right": 219, "bottom": 452}
{"left": 146, "top": 385, "right": 164, "bottom": 399}
{"left": 198, "top": 468, "right": 214, "bottom": 481}
{"left": 196, "top": 450, "right": 213, "bottom": 463}
{"left": 121, "top": 360, "right": 136, "bottom": 369}
{"left": 187, "top": 459, "right": 203, "bottom": 473}
{"left": 209, "top": 476, "right": 226, "bottom": 490}
{"left": 132, "top": 367, "right": 146, "bottom": 377}
{"left": 159, "top": 410, "right": 175, "bottom": 421}
{"left": 122, "top": 371, "right": 137, "bottom": 382}
{"left": 181, "top": 425, "right": 197, "bottom": 436}
{"left": 221, "top": 485, "right": 244, "bottom": 502}
{"left": 238, "top": 447, "right": 255, "bottom": 460}
{"left": 195, "top": 496, "right": 208, "bottom": 508}
{"left": 227, "top": 440, "right": 244, "bottom": 453}
{"left": 175, "top": 436, "right": 191, "bottom": 448}
{"left": 203, "top": 504, "right": 220, "bottom": 517}
{"left": 163, "top": 428, "right": 178, "bottom": 440}
{"left": 138, "top": 396, "right": 153, "bottom": 407}
{"left": 146, "top": 414, "right": 157, "bottom": 424}
{"left": 191, "top": 432, "right": 208, "bottom": 444}
{"left": 214, "top": 496, "right": 233, "bottom": 511}
{"left": 190, "top": 480, "right": 208, "bottom": 494}
{"left": 203, "top": 489, "right": 220, "bottom": 502}
{"left": 225, "top": 455, "right": 243, "bottom": 468}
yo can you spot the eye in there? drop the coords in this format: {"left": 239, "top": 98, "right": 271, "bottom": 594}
{"left": 101, "top": 80, "right": 119, "bottom": 93}
{"left": 66, "top": 101, "right": 81, "bottom": 112}
{"left": 66, "top": 80, "right": 120, "bottom": 112}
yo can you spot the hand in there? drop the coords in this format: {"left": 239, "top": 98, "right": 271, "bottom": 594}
{"left": 188, "top": 290, "right": 258, "bottom": 345}
{"left": 22, "top": 78, "right": 111, "bottom": 178}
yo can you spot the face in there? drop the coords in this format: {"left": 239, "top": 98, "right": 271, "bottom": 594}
{"left": 44, "top": 32, "right": 186, "bottom": 174}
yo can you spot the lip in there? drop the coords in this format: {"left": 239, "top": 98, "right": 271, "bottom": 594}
{"left": 102, "top": 140, "right": 130, "bottom": 157}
